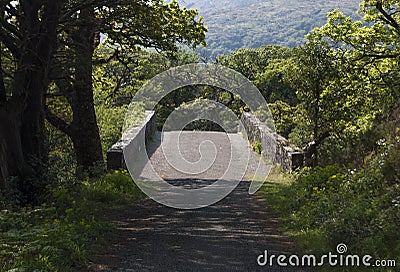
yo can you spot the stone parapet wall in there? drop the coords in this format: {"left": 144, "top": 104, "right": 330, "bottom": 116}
{"left": 107, "top": 111, "right": 156, "bottom": 170}
{"left": 240, "top": 112, "right": 304, "bottom": 171}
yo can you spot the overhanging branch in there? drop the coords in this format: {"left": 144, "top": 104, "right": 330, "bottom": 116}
{"left": 0, "top": 17, "right": 23, "bottom": 39}
{"left": 376, "top": 2, "right": 400, "bottom": 34}
{"left": 0, "top": 27, "right": 21, "bottom": 59}
{"left": 60, "top": 0, "right": 109, "bottom": 22}
{"left": 45, "top": 105, "right": 71, "bottom": 135}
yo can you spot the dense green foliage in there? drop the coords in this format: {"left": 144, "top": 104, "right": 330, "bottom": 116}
{"left": 262, "top": 151, "right": 400, "bottom": 271}
{"left": 0, "top": 171, "right": 143, "bottom": 271}
{"left": 217, "top": 45, "right": 297, "bottom": 105}
{"left": 258, "top": 1, "right": 400, "bottom": 268}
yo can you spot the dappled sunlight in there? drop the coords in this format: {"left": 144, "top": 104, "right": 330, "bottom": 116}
{"left": 91, "top": 182, "right": 306, "bottom": 271}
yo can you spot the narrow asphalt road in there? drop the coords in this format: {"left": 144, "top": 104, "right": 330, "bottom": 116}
{"left": 90, "top": 132, "right": 308, "bottom": 271}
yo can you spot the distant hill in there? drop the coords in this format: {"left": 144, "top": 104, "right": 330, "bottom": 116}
{"left": 177, "top": 0, "right": 362, "bottom": 59}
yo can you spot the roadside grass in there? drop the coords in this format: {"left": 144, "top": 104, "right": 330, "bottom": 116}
{"left": 259, "top": 166, "right": 399, "bottom": 272}
{"left": 0, "top": 170, "right": 144, "bottom": 271}
{"left": 261, "top": 167, "right": 332, "bottom": 255}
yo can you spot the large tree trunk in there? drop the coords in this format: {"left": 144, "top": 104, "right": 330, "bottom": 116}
{"left": 45, "top": 6, "right": 104, "bottom": 176}
{"left": 19, "top": 63, "right": 49, "bottom": 167}
{"left": 0, "top": 0, "right": 64, "bottom": 188}
{"left": 0, "top": 102, "right": 26, "bottom": 187}
{"left": 70, "top": 7, "right": 104, "bottom": 175}
{"left": 19, "top": 0, "right": 64, "bottom": 168}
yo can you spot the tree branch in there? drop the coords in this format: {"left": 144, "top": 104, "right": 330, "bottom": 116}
{"left": 93, "top": 48, "right": 119, "bottom": 65}
{"left": 4, "top": 4, "right": 20, "bottom": 17}
{"left": 49, "top": 58, "right": 75, "bottom": 103}
{"left": 376, "top": 2, "right": 400, "bottom": 33}
{"left": 0, "top": 17, "right": 23, "bottom": 39}
{"left": 0, "top": 27, "right": 21, "bottom": 59}
{"left": 45, "top": 105, "right": 71, "bottom": 135}
{"left": 315, "top": 131, "right": 331, "bottom": 146}
{"left": 60, "top": 0, "right": 109, "bottom": 22}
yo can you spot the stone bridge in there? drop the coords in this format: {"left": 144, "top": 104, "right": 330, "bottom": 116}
{"left": 107, "top": 111, "right": 304, "bottom": 175}
{"left": 94, "top": 111, "right": 309, "bottom": 271}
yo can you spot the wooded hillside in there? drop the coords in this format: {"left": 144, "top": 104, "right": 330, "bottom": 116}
{"left": 178, "top": 0, "right": 361, "bottom": 58}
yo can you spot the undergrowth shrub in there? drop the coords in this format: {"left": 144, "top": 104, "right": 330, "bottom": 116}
{"left": 0, "top": 170, "right": 144, "bottom": 271}
{"left": 285, "top": 164, "right": 399, "bottom": 267}
{"left": 263, "top": 136, "right": 400, "bottom": 271}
